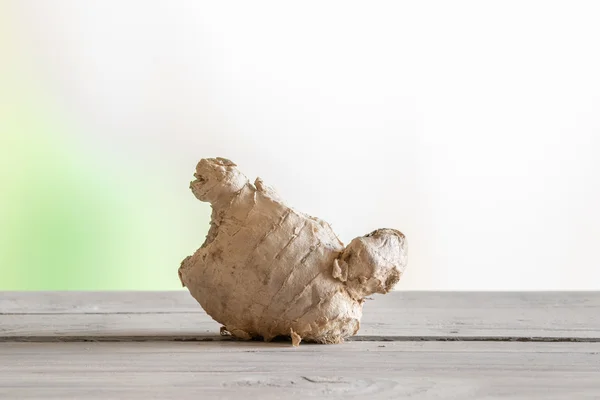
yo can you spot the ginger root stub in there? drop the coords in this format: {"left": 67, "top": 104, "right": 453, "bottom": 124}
{"left": 178, "top": 158, "right": 407, "bottom": 345}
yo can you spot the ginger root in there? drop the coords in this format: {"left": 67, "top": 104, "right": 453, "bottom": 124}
{"left": 178, "top": 158, "right": 407, "bottom": 344}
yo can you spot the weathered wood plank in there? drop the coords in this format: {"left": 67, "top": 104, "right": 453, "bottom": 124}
{"left": 1, "top": 292, "right": 599, "bottom": 340}
{"left": 1, "top": 291, "right": 194, "bottom": 314}
{"left": 4, "top": 291, "right": 599, "bottom": 314}
{"left": 2, "top": 313, "right": 600, "bottom": 342}
{"left": 1, "top": 341, "right": 599, "bottom": 399}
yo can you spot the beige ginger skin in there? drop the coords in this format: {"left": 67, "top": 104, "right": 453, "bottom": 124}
{"left": 179, "top": 158, "right": 407, "bottom": 345}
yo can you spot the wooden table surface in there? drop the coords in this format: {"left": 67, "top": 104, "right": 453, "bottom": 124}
{"left": 1, "top": 291, "right": 599, "bottom": 399}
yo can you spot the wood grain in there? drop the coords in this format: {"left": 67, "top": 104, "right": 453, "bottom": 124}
{"left": 1, "top": 292, "right": 599, "bottom": 340}
{"left": 2, "top": 292, "right": 599, "bottom": 398}
{"left": 1, "top": 341, "right": 599, "bottom": 399}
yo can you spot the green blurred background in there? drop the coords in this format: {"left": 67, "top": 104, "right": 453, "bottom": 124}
{"left": 3, "top": 2, "right": 600, "bottom": 291}
{"left": 0, "top": 3, "right": 210, "bottom": 290}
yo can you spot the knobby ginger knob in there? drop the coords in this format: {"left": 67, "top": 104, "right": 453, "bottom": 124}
{"left": 179, "top": 158, "right": 407, "bottom": 345}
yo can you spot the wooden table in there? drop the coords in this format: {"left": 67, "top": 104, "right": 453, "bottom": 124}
{"left": 1, "top": 292, "right": 599, "bottom": 399}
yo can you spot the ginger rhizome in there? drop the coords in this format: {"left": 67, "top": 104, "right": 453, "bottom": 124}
{"left": 179, "top": 158, "right": 407, "bottom": 345}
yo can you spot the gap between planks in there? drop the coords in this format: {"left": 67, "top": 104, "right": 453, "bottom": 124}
{"left": 2, "top": 291, "right": 600, "bottom": 343}
{"left": 2, "top": 335, "right": 600, "bottom": 343}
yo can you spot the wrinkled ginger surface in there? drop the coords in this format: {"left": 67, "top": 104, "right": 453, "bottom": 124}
{"left": 179, "top": 158, "right": 407, "bottom": 344}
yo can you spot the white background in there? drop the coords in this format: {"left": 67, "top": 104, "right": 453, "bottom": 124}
{"left": 13, "top": 1, "right": 600, "bottom": 289}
